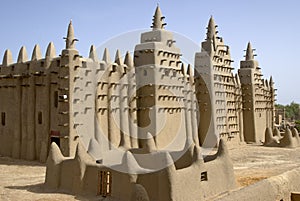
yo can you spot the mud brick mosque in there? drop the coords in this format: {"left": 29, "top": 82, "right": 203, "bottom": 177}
{"left": 0, "top": 5, "right": 279, "bottom": 200}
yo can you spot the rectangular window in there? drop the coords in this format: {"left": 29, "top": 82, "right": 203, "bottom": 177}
{"left": 38, "top": 111, "right": 43, "bottom": 124}
{"left": 54, "top": 91, "right": 58, "bottom": 108}
{"left": 98, "top": 171, "right": 112, "bottom": 197}
{"left": 1, "top": 112, "right": 5, "bottom": 126}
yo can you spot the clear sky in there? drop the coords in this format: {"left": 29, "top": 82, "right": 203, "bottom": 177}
{"left": 0, "top": 0, "right": 298, "bottom": 104}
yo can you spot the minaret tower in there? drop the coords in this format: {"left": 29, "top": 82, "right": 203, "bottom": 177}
{"left": 239, "top": 42, "right": 271, "bottom": 143}
{"left": 195, "top": 16, "right": 239, "bottom": 147}
{"left": 57, "top": 21, "right": 81, "bottom": 156}
{"left": 134, "top": 6, "right": 188, "bottom": 151}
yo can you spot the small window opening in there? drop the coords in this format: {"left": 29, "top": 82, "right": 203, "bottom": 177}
{"left": 144, "top": 69, "right": 147, "bottom": 76}
{"left": 1, "top": 112, "right": 6, "bottom": 126}
{"left": 38, "top": 111, "right": 43, "bottom": 124}
{"left": 98, "top": 170, "right": 112, "bottom": 197}
{"left": 54, "top": 91, "right": 58, "bottom": 108}
{"left": 201, "top": 171, "right": 208, "bottom": 181}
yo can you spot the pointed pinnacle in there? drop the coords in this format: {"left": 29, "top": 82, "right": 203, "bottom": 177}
{"left": 235, "top": 73, "right": 241, "bottom": 85}
{"left": 89, "top": 45, "right": 99, "bottom": 61}
{"left": 46, "top": 42, "right": 56, "bottom": 58}
{"left": 207, "top": 16, "right": 216, "bottom": 40}
{"left": 65, "top": 20, "right": 77, "bottom": 49}
{"left": 115, "top": 49, "right": 123, "bottom": 65}
{"left": 102, "top": 48, "right": 111, "bottom": 63}
{"left": 31, "top": 44, "right": 42, "bottom": 61}
{"left": 269, "top": 76, "right": 274, "bottom": 86}
{"left": 151, "top": 5, "right": 166, "bottom": 30}
{"left": 17, "top": 46, "right": 28, "bottom": 63}
{"left": 265, "top": 79, "right": 269, "bottom": 88}
{"left": 187, "top": 64, "right": 192, "bottom": 75}
{"left": 245, "top": 42, "right": 254, "bottom": 61}
{"left": 2, "top": 49, "right": 13, "bottom": 66}
{"left": 124, "top": 51, "right": 133, "bottom": 68}
{"left": 181, "top": 63, "right": 186, "bottom": 75}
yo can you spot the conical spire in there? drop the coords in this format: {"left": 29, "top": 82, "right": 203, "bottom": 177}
{"left": 187, "top": 64, "right": 194, "bottom": 83}
{"left": 114, "top": 49, "right": 123, "bottom": 65}
{"left": 187, "top": 64, "right": 192, "bottom": 76}
{"left": 124, "top": 51, "right": 134, "bottom": 69}
{"left": 180, "top": 63, "right": 186, "bottom": 75}
{"left": 2, "top": 49, "right": 13, "bottom": 66}
{"left": 235, "top": 73, "right": 241, "bottom": 85}
{"left": 31, "top": 44, "right": 42, "bottom": 61}
{"left": 89, "top": 45, "right": 98, "bottom": 61}
{"left": 64, "top": 20, "right": 77, "bottom": 49}
{"left": 102, "top": 48, "right": 111, "bottom": 63}
{"left": 269, "top": 76, "right": 274, "bottom": 86}
{"left": 265, "top": 79, "right": 269, "bottom": 88}
{"left": 17, "top": 46, "right": 28, "bottom": 63}
{"left": 46, "top": 42, "right": 56, "bottom": 58}
{"left": 206, "top": 16, "right": 217, "bottom": 40}
{"left": 245, "top": 42, "right": 254, "bottom": 61}
{"left": 151, "top": 5, "right": 166, "bottom": 30}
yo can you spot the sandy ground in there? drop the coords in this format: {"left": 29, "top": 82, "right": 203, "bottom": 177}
{"left": 1, "top": 144, "right": 300, "bottom": 200}
{"left": 230, "top": 144, "right": 300, "bottom": 187}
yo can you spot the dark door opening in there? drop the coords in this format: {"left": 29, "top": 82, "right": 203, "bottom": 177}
{"left": 50, "top": 137, "right": 60, "bottom": 147}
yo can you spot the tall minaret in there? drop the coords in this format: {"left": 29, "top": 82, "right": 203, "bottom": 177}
{"left": 195, "top": 16, "right": 239, "bottom": 147}
{"left": 58, "top": 21, "right": 81, "bottom": 156}
{"left": 134, "top": 6, "right": 187, "bottom": 151}
{"left": 239, "top": 42, "right": 269, "bottom": 143}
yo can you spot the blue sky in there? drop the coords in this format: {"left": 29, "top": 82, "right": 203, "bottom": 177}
{"left": 0, "top": 0, "right": 298, "bottom": 104}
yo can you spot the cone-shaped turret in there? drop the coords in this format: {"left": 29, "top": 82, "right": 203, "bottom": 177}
{"left": 273, "top": 127, "right": 281, "bottom": 138}
{"left": 269, "top": 76, "right": 274, "bottom": 87}
{"left": 151, "top": 5, "right": 166, "bottom": 30}
{"left": 64, "top": 20, "right": 77, "bottom": 49}
{"left": 31, "top": 44, "right": 42, "bottom": 61}
{"left": 17, "top": 46, "right": 28, "bottom": 63}
{"left": 206, "top": 16, "right": 217, "bottom": 40}
{"left": 102, "top": 48, "right": 111, "bottom": 63}
{"left": 124, "top": 51, "right": 134, "bottom": 69}
{"left": 45, "top": 142, "right": 65, "bottom": 189}
{"left": 180, "top": 63, "right": 186, "bottom": 76}
{"left": 2, "top": 49, "right": 13, "bottom": 66}
{"left": 265, "top": 79, "right": 269, "bottom": 88}
{"left": 187, "top": 64, "right": 194, "bottom": 83}
{"left": 114, "top": 49, "right": 123, "bottom": 65}
{"left": 143, "top": 132, "right": 157, "bottom": 152}
{"left": 216, "top": 139, "right": 229, "bottom": 158}
{"left": 280, "top": 128, "right": 297, "bottom": 148}
{"left": 235, "top": 73, "right": 241, "bottom": 85}
{"left": 264, "top": 127, "right": 277, "bottom": 146}
{"left": 89, "top": 45, "right": 98, "bottom": 61}
{"left": 245, "top": 42, "right": 254, "bottom": 61}
{"left": 46, "top": 42, "right": 56, "bottom": 58}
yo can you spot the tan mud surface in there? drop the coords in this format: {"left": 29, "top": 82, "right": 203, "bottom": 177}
{"left": 1, "top": 144, "right": 300, "bottom": 200}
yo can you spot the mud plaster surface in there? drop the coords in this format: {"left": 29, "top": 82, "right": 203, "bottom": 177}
{"left": 1, "top": 144, "right": 300, "bottom": 200}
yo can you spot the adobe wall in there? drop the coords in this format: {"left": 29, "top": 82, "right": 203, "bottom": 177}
{"left": 45, "top": 139, "right": 236, "bottom": 201}
{"left": 214, "top": 167, "right": 300, "bottom": 201}
{"left": 0, "top": 45, "right": 61, "bottom": 162}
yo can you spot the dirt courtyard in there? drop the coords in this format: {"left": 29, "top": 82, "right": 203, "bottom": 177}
{"left": 1, "top": 144, "right": 300, "bottom": 200}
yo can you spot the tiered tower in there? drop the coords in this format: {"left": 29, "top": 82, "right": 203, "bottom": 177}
{"left": 134, "top": 6, "right": 199, "bottom": 150}
{"left": 194, "top": 17, "right": 243, "bottom": 147}
{"left": 238, "top": 42, "right": 275, "bottom": 142}
{"left": 57, "top": 21, "right": 81, "bottom": 156}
